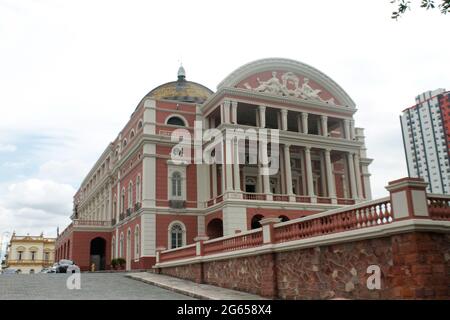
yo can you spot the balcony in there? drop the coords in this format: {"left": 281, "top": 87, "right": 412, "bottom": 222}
{"left": 126, "top": 207, "right": 133, "bottom": 217}
{"left": 134, "top": 202, "right": 142, "bottom": 211}
{"left": 169, "top": 200, "right": 186, "bottom": 209}
{"left": 205, "top": 192, "right": 356, "bottom": 207}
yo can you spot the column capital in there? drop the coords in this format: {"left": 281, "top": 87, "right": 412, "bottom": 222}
{"left": 321, "top": 114, "right": 328, "bottom": 120}
{"left": 305, "top": 146, "right": 311, "bottom": 152}
{"left": 258, "top": 105, "right": 266, "bottom": 111}
{"left": 231, "top": 100, "right": 238, "bottom": 107}
{"left": 284, "top": 143, "right": 291, "bottom": 149}
{"left": 301, "top": 112, "right": 308, "bottom": 119}
{"left": 324, "top": 147, "right": 332, "bottom": 153}
{"left": 223, "top": 100, "right": 231, "bottom": 107}
{"left": 280, "top": 109, "right": 288, "bottom": 115}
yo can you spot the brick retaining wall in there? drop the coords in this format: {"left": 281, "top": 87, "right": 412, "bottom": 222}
{"left": 157, "top": 231, "right": 450, "bottom": 299}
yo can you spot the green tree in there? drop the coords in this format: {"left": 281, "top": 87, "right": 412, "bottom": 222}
{"left": 391, "top": 0, "right": 450, "bottom": 19}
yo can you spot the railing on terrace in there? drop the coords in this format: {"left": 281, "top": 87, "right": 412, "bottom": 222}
{"left": 203, "top": 229, "right": 263, "bottom": 255}
{"left": 317, "top": 197, "right": 332, "bottom": 204}
{"left": 243, "top": 193, "right": 266, "bottom": 200}
{"left": 428, "top": 195, "right": 450, "bottom": 221}
{"left": 296, "top": 196, "right": 311, "bottom": 203}
{"left": 272, "top": 194, "right": 289, "bottom": 202}
{"left": 158, "top": 229, "right": 264, "bottom": 263}
{"left": 157, "top": 197, "right": 393, "bottom": 264}
{"left": 274, "top": 197, "right": 392, "bottom": 243}
{"left": 158, "top": 243, "right": 197, "bottom": 263}
{"left": 337, "top": 198, "right": 355, "bottom": 205}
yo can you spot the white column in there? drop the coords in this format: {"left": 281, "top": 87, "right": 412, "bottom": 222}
{"left": 344, "top": 119, "right": 351, "bottom": 140}
{"left": 350, "top": 120, "right": 355, "bottom": 140}
{"left": 223, "top": 100, "right": 231, "bottom": 124}
{"left": 108, "top": 184, "right": 113, "bottom": 221}
{"left": 301, "top": 112, "right": 308, "bottom": 134}
{"left": 347, "top": 152, "right": 358, "bottom": 199}
{"left": 284, "top": 144, "right": 293, "bottom": 195}
{"left": 259, "top": 105, "right": 266, "bottom": 128}
{"left": 142, "top": 143, "right": 156, "bottom": 208}
{"left": 231, "top": 101, "right": 238, "bottom": 124}
{"left": 260, "top": 141, "right": 271, "bottom": 197}
{"left": 212, "top": 164, "right": 218, "bottom": 197}
{"left": 354, "top": 153, "right": 363, "bottom": 199}
{"left": 225, "top": 139, "right": 233, "bottom": 192}
{"left": 304, "top": 147, "right": 315, "bottom": 200}
{"left": 297, "top": 114, "right": 302, "bottom": 133}
{"left": 321, "top": 115, "right": 328, "bottom": 137}
{"left": 324, "top": 149, "right": 336, "bottom": 201}
{"left": 281, "top": 109, "right": 288, "bottom": 131}
{"left": 233, "top": 139, "right": 241, "bottom": 191}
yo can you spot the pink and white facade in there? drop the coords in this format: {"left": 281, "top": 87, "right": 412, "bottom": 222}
{"left": 55, "top": 58, "right": 374, "bottom": 271}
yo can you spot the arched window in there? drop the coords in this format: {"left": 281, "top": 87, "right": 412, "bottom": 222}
{"left": 134, "top": 225, "right": 140, "bottom": 259}
{"left": 111, "top": 236, "right": 116, "bottom": 259}
{"left": 130, "top": 130, "right": 135, "bottom": 139}
{"left": 119, "top": 233, "right": 124, "bottom": 258}
{"left": 167, "top": 116, "right": 186, "bottom": 127}
{"left": 138, "top": 120, "right": 143, "bottom": 129}
{"left": 123, "top": 139, "right": 127, "bottom": 148}
{"left": 169, "top": 222, "right": 185, "bottom": 249}
{"left": 136, "top": 176, "right": 141, "bottom": 204}
{"left": 128, "top": 181, "right": 133, "bottom": 209}
{"left": 171, "top": 172, "right": 182, "bottom": 197}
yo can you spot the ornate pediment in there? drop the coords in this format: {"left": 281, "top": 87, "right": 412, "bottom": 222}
{"left": 240, "top": 71, "right": 336, "bottom": 105}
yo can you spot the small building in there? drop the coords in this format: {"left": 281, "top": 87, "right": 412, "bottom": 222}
{"left": 4, "top": 233, "right": 55, "bottom": 274}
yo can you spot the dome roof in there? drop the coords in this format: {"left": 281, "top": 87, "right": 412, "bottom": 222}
{"left": 145, "top": 66, "right": 213, "bottom": 104}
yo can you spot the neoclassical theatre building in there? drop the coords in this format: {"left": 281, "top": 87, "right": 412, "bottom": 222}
{"left": 55, "top": 58, "right": 373, "bottom": 271}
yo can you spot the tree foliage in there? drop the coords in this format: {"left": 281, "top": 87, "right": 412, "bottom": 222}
{"left": 391, "top": 0, "right": 450, "bottom": 19}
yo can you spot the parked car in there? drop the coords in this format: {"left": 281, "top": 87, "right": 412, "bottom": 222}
{"left": 1, "top": 268, "right": 18, "bottom": 275}
{"left": 40, "top": 268, "right": 49, "bottom": 273}
{"left": 56, "top": 259, "right": 80, "bottom": 273}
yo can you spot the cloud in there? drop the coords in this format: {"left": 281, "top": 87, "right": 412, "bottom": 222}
{"left": 4, "top": 178, "right": 75, "bottom": 216}
{"left": 0, "top": 144, "right": 16, "bottom": 152}
{"left": 37, "top": 160, "right": 89, "bottom": 186}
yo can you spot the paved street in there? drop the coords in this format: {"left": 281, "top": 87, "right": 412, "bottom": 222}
{"left": 0, "top": 273, "right": 195, "bottom": 300}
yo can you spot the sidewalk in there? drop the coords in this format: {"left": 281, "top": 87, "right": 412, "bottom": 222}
{"left": 126, "top": 272, "right": 268, "bottom": 300}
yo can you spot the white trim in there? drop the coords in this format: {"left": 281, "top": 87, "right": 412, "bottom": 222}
{"left": 216, "top": 58, "right": 355, "bottom": 108}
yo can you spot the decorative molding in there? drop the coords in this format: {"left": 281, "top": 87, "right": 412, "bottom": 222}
{"left": 216, "top": 58, "right": 356, "bottom": 108}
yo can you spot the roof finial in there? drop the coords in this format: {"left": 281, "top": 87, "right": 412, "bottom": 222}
{"left": 177, "top": 62, "right": 186, "bottom": 81}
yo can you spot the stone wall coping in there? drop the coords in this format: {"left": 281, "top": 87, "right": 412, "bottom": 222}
{"left": 154, "top": 219, "right": 450, "bottom": 269}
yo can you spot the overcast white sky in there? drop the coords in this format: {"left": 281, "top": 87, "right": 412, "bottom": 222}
{"left": 0, "top": 0, "right": 449, "bottom": 248}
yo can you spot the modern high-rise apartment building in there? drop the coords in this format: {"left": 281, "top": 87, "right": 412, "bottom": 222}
{"left": 400, "top": 88, "right": 450, "bottom": 194}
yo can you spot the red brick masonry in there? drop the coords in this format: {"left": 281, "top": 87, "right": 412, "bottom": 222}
{"left": 157, "top": 231, "right": 450, "bottom": 299}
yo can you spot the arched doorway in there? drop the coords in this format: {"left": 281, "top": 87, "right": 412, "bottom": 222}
{"left": 206, "top": 219, "right": 223, "bottom": 239}
{"left": 251, "top": 214, "right": 264, "bottom": 229}
{"left": 90, "top": 237, "right": 106, "bottom": 271}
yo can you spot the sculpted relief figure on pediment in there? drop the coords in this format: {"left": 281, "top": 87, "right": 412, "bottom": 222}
{"left": 243, "top": 71, "right": 335, "bottom": 105}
